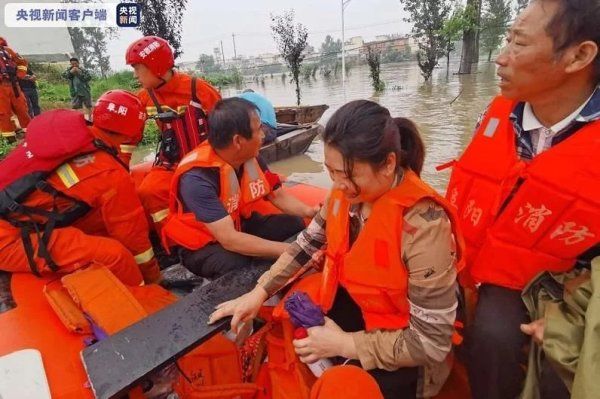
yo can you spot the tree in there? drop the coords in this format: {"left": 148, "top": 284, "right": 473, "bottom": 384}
{"left": 440, "top": 6, "right": 468, "bottom": 71}
{"left": 516, "top": 0, "right": 528, "bottom": 13}
{"left": 319, "top": 35, "right": 342, "bottom": 76}
{"left": 366, "top": 46, "right": 385, "bottom": 92}
{"left": 402, "top": 0, "right": 451, "bottom": 81}
{"left": 68, "top": 27, "right": 93, "bottom": 69}
{"left": 458, "top": 0, "right": 481, "bottom": 74}
{"left": 480, "top": 0, "right": 512, "bottom": 61}
{"left": 196, "top": 54, "right": 218, "bottom": 73}
{"left": 67, "top": 27, "right": 113, "bottom": 77}
{"left": 86, "top": 28, "right": 111, "bottom": 77}
{"left": 271, "top": 10, "right": 309, "bottom": 105}
{"left": 320, "top": 35, "right": 342, "bottom": 56}
{"left": 135, "top": 0, "right": 187, "bottom": 59}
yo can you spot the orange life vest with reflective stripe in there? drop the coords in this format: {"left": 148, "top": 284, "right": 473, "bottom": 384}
{"left": 320, "top": 170, "right": 465, "bottom": 331}
{"left": 445, "top": 95, "right": 600, "bottom": 290}
{"left": 163, "top": 141, "right": 272, "bottom": 250}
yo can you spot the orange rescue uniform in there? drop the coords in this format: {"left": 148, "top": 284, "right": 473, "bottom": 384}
{"left": 267, "top": 170, "right": 464, "bottom": 397}
{"left": 136, "top": 71, "right": 221, "bottom": 234}
{"left": 0, "top": 44, "right": 30, "bottom": 138}
{"left": 0, "top": 134, "right": 160, "bottom": 285}
{"left": 445, "top": 95, "right": 600, "bottom": 290}
{"left": 162, "top": 141, "right": 273, "bottom": 250}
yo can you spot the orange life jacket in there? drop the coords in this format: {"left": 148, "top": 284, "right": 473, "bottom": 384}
{"left": 445, "top": 95, "right": 600, "bottom": 290}
{"left": 320, "top": 170, "right": 465, "bottom": 331}
{"left": 163, "top": 141, "right": 272, "bottom": 250}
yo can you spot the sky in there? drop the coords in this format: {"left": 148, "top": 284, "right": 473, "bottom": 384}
{"left": 1, "top": 0, "right": 413, "bottom": 70}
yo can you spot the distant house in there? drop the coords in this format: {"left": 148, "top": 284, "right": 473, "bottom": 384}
{"left": 344, "top": 36, "right": 364, "bottom": 57}
{"left": 360, "top": 35, "right": 410, "bottom": 57}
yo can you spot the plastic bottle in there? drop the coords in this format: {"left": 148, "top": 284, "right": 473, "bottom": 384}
{"left": 293, "top": 327, "right": 333, "bottom": 377}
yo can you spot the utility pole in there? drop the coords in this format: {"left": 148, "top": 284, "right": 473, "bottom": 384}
{"left": 341, "top": 0, "right": 352, "bottom": 98}
{"left": 220, "top": 40, "right": 225, "bottom": 66}
{"left": 232, "top": 33, "right": 237, "bottom": 59}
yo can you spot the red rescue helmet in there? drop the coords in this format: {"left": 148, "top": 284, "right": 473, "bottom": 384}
{"left": 0, "top": 37, "right": 7, "bottom": 46}
{"left": 93, "top": 90, "right": 146, "bottom": 143}
{"left": 125, "top": 36, "right": 174, "bottom": 77}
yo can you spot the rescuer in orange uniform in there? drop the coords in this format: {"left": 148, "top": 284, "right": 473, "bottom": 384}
{"left": 0, "top": 90, "right": 160, "bottom": 285}
{"left": 125, "top": 36, "right": 221, "bottom": 235}
{"left": 0, "top": 36, "right": 30, "bottom": 140}
{"left": 163, "top": 98, "right": 319, "bottom": 280}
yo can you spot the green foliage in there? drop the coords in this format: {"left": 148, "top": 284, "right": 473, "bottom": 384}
{"left": 320, "top": 35, "right": 342, "bottom": 55}
{"left": 440, "top": 6, "right": 469, "bottom": 55}
{"left": 35, "top": 68, "right": 139, "bottom": 110}
{"left": 366, "top": 47, "right": 385, "bottom": 92}
{"left": 199, "top": 69, "right": 243, "bottom": 89}
{"left": 196, "top": 54, "right": 221, "bottom": 73}
{"left": 515, "top": 0, "right": 528, "bottom": 13}
{"left": 90, "top": 71, "right": 139, "bottom": 98}
{"left": 0, "top": 138, "right": 16, "bottom": 160}
{"left": 135, "top": 0, "right": 188, "bottom": 59}
{"left": 401, "top": 0, "right": 451, "bottom": 81}
{"left": 480, "top": 0, "right": 512, "bottom": 60}
{"left": 141, "top": 121, "right": 161, "bottom": 146}
{"left": 271, "top": 10, "right": 309, "bottom": 105}
{"left": 67, "top": 27, "right": 114, "bottom": 77}
{"left": 381, "top": 47, "right": 413, "bottom": 63}
{"left": 301, "top": 64, "right": 318, "bottom": 80}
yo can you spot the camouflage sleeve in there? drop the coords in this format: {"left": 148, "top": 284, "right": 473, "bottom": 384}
{"left": 257, "top": 208, "right": 327, "bottom": 296}
{"left": 79, "top": 68, "right": 92, "bottom": 82}
{"left": 352, "top": 198, "right": 458, "bottom": 370}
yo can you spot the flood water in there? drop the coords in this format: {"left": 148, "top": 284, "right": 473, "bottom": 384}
{"left": 134, "top": 59, "right": 500, "bottom": 192}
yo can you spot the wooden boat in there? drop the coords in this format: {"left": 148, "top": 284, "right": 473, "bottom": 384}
{"left": 260, "top": 123, "right": 323, "bottom": 164}
{"left": 275, "top": 104, "right": 329, "bottom": 124}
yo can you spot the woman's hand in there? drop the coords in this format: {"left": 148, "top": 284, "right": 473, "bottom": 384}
{"left": 208, "top": 285, "right": 269, "bottom": 333}
{"left": 292, "top": 317, "right": 357, "bottom": 364}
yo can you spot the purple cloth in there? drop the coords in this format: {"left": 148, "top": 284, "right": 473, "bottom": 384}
{"left": 84, "top": 313, "right": 109, "bottom": 342}
{"left": 284, "top": 291, "right": 325, "bottom": 328}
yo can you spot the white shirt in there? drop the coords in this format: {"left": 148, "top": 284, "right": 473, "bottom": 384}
{"left": 522, "top": 94, "right": 593, "bottom": 155}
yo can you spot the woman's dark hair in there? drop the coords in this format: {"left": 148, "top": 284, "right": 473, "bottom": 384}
{"left": 323, "top": 100, "right": 424, "bottom": 191}
{"left": 208, "top": 97, "right": 259, "bottom": 149}
{"left": 69, "top": 57, "right": 79, "bottom": 62}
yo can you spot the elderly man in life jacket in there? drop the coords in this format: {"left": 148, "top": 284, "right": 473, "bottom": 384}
{"left": 126, "top": 36, "right": 221, "bottom": 236}
{"left": 0, "top": 36, "right": 30, "bottom": 141}
{"left": 0, "top": 90, "right": 160, "bottom": 285}
{"left": 442, "top": 1, "right": 600, "bottom": 398}
{"left": 162, "top": 97, "right": 319, "bottom": 279}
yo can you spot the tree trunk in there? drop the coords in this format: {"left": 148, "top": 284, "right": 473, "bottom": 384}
{"left": 446, "top": 52, "right": 450, "bottom": 72}
{"left": 488, "top": 49, "right": 492, "bottom": 62}
{"left": 473, "top": 0, "right": 482, "bottom": 63}
{"left": 293, "top": 70, "right": 301, "bottom": 105}
{"left": 458, "top": 0, "right": 481, "bottom": 74}
{"left": 458, "top": 29, "right": 477, "bottom": 74}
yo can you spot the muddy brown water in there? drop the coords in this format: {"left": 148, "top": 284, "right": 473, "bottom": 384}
{"left": 133, "top": 59, "right": 500, "bottom": 193}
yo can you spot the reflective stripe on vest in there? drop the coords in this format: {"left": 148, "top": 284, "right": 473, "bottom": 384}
{"left": 134, "top": 247, "right": 155, "bottom": 264}
{"left": 151, "top": 208, "right": 169, "bottom": 223}
{"left": 1, "top": 131, "right": 16, "bottom": 138}
{"left": 119, "top": 144, "right": 137, "bottom": 154}
{"left": 56, "top": 164, "right": 80, "bottom": 188}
